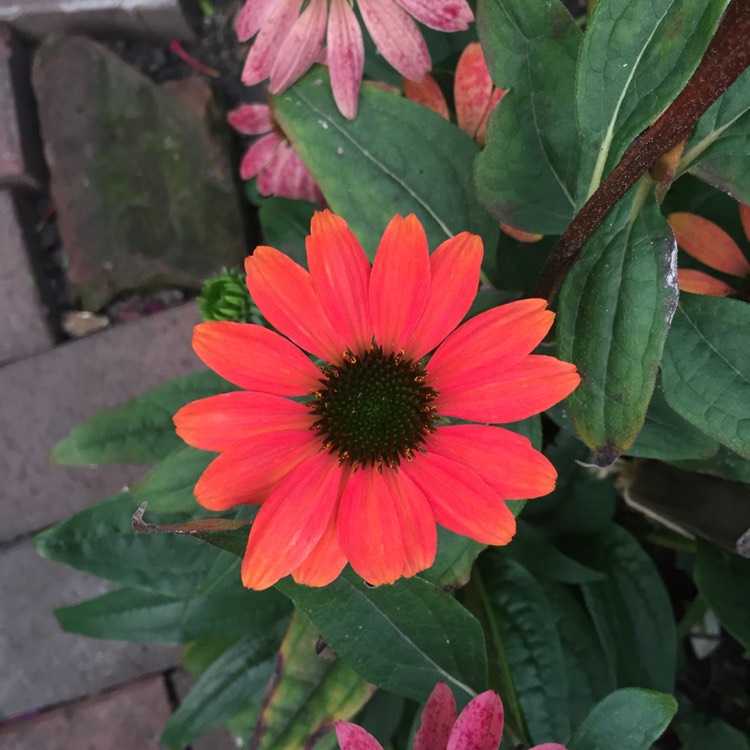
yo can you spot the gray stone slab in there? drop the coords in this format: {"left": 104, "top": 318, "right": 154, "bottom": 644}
{"left": 0, "top": 302, "right": 203, "bottom": 543}
{"left": 0, "top": 189, "right": 55, "bottom": 364}
{"left": 0, "top": 540, "right": 179, "bottom": 719}
{"left": 0, "top": 0, "right": 195, "bottom": 42}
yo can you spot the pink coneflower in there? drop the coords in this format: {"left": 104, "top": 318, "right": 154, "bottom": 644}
{"left": 235, "top": 0, "right": 474, "bottom": 119}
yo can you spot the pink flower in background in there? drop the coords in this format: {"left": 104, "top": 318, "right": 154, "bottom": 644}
{"left": 336, "top": 682, "right": 569, "bottom": 750}
{"left": 227, "top": 103, "right": 323, "bottom": 204}
{"left": 235, "top": 0, "right": 474, "bottom": 119}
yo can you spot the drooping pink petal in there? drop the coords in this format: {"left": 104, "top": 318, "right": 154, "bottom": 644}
{"left": 446, "top": 690, "right": 504, "bottom": 750}
{"left": 369, "top": 214, "right": 431, "bottom": 353}
{"left": 245, "top": 246, "right": 345, "bottom": 362}
{"left": 257, "top": 140, "right": 321, "bottom": 203}
{"left": 455, "top": 43, "right": 494, "bottom": 141}
{"left": 530, "top": 745, "right": 568, "bottom": 750}
{"left": 403, "top": 74, "right": 449, "bottom": 119}
{"left": 192, "top": 322, "right": 322, "bottom": 395}
{"left": 227, "top": 103, "right": 273, "bottom": 135}
{"left": 404, "top": 233, "right": 482, "bottom": 360}
{"left": 413, "top": 682, "right": 457, "bottom": 750}
{"left": 241, "top": 0, "right": 304, "bottom": 86}
{"left": 403, "top": 452, "right": 516, "bottom": 546}
{"left": 668, "top": 212, "right": 750, "bottom": 277}
{"left": 327, "top": 0, "right": 365, "bottom": 120}
{"left": 307, "top": 210, "right": 373, "bottom": 354}
{"left": 435, "top": 355, "right": 580, "bottom": 424}
{"left": 427, "top": 425, "right": 556, "bottom": 500}
{"left": 395, "top": 0, "right": 473, "bottom": 31}
{"left": 240, "top": 133, "right": 278, "bottom": 180}
{"left": 242, "top": 452, "right": 343, "bottom": 589}
{"left": 235, "top": 0, "right": 284, "bottom": 41}
{"left": 678, "top": 268, "right": 736, "bottom": 296}
{"left": 173, "top": 392, "right": 313, "bottom": 452}
{"left": 427, "top": 299, "right": 554, "bottom": 392}
{"left": 269, "top": 0, "right": 328, "bottom": 93}
{"left": 194, "top": 430, "right": 320, "bottom": 510}
{"left": 358, "top": 0, "right": 431, "bottom": 82}
{"left": 335, "top": 723, "right": 384, "bottom": 750}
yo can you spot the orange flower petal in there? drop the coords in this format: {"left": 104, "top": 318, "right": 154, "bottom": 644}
{"left": 500, "top": 222, "right": 544, "bottom": 243}
{"left": 427, "top": 425, "right": 556, "bottom": 500}
{"left": 413, "top": 682, "right": 456, "bottom": 750}
{"left": 404, "top": 233, "right": 483, "bottom": 360}
{"left": 174, "top": 392, "right": 313, "bottom": 452}
{"left": 668, "top": 212, "right": 750, "bottom": 277}
{"left": 246, "top": 246, "right": 344, "bottom": 362}
{"left": 403, "top": 452, "right": 516, "bottom": 546}
{"left": 307, "top": 210, "right": 373, "bottom": 355}
{"left": 475, "top": 87, "right": 505, "bottom": 147}
{"left": 435, "top": 354, "right": 580, "bottom": 424}
{"left": 193, "top": 322, "right": 321, "bottom": 395}
{"left": 242, "top": 452, "right": 343, "bottom": 589}
{"left": 403, "top": 74, "right": 449, "bottom": 119}
{"left": 427, "top": 299, "right": 554, "bottom": 391}
{"left": 740, "top": 203, "right": 750, "bottom": 244}
{"left": 369, "top": 215, "right": 431, "bottom": 353}
{"left": 455, "top": 42, "right": 494, "bottom": 141}
{"left": 678, "top": 268, "right": 735, "bottom": 296}
{"left": 194, "top": 430, "right": 320, "bottom": 510}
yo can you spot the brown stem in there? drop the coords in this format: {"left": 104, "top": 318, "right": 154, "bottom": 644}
{"left": 535, "top": 0, "right": 750, "bottom": 300}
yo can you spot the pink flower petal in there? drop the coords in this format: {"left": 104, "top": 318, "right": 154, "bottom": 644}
{"left": 227, "top": 104, "right": 273, "bottom": 135}
{"left": 413, "top": 682, "right": 457, "bottom": 750}
{"left": 358, "top": 0, "right": 431, "bottom": 82}
{"left": 174, "top": 391, "right": 313, "bottom": 452}
{"left": 455, "top": 42, "right": 495, "bottom": 141}
{"left": 194, "top": 430, "right": 320, "bottom": 510}
{"left": 257, "top": 140, "right": 321, "bottom": 202}
{"left": 245, "top": 246, "right": 345, "bottom": 362}
{"left": 404, "top": 233, "right": 482, "bottom": 360}
{"left": 369, "top": 214, "right": 431, "bottom": 353}
{"left": 241, "top": 0, "right": 304, "bottom": 86}
{"left": 403, "top": 74, "right": 449, "bottom": 119}
{"left": 269, "top": 0, "right": 328, "bottom": 93}
{"left": 446, "top": 690, "right": 504, "bottom": 750}
{"left": 307, "top": 210, "right": 373, "bottom": 354}
{"left": 427, "top": 425, "right": 556, "bottom": 500}
{"left": 241, "top": 452, "right": 343, "bottom": 589}
{"left": 327, "top": 0, "right": 365, "bottom": 120}
{"left": 240, "top": 133, "right": 278, "bottom": 180}
{"left": 678, "top": 268, "right": 736, "bottom": 296}
{"left": 335, "top": 723, "right": 384, "bottom": 750}
{"left": 192, "top": 322, "right": 322, "bottom": 395}
{"left": 403, "top": 452, "right": 516, "bottom": 546}
{"left": 235, "top": 0, "right": 283, "bottom": 41}
{"left": 531, "top": 745, "right": 569, "bottom": 750}
{"left": 396, "top": 0, "right": 473, "bottom": 31}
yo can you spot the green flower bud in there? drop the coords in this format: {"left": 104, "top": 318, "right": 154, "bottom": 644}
{"left": 198, "top": 268, "right": 263, "bottom": 324}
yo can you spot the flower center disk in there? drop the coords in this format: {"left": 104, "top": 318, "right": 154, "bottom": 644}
{"left": 310, "top": 346, "right": 439, "bottom": 468}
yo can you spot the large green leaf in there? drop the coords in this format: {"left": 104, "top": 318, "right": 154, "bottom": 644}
{"left": 661, "top": 293, "right": 750, "bottom": 459}
{"left": 50, "top": 370, "right": 233, "bottom": 465}
{"left": 475, "top": 0, "right": 581, "bottom": 234}
{"left": 420, "top": 527, "right": 485, "bottom": 590}
{"left": 276, "top": 569, "right": 487, "bottom": 706}
{"left": 557, "top": 185, "right": 679, "bottom": 464}
{"left": 575, "top": 0, "right": 727, "bottom": 204}
{"left": 567, "top": 688, "right": 677, "bottom": 750}
{"left": 250, "top": 611, "right": 375, "bottom": 750}
{"left": 694, "top": 539, "right": 750, "bottom": 652}
{"left": 678, "top": 68, "right": 750, "bottom": 204}
{"left": 273, "top": 67, "right": 498, "bottom": 259}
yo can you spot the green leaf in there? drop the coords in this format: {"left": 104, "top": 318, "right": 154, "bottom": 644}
{"left": 162, "top": 627, "right": 287, "bottom": 749}
{"left": 673, "top": 445, "right": 750, "bottom": 484}
{"left": 420, "top": 527, "right": 484, "bottom": 590}
{"left": 50, "top": 370, "right": 234, "bottom": 465}
{"left": 276, "top": 569, "right": 487, "bottom": 706}
{"left": 661, "top": 293, "right": 750, "bottom": 460}
{"left": 557, "top": 184, "right": 679, "bottom": 464}
{"left": 250, "top": 610, "right": 375, "bottom": 750}
{"left": 131, "top": 446, "right": 214, "bottom": 513}
{"left": 567, "top": 688, "right": 677, "bottom": 750}
{"left": 273, "top": 67, "right": 499, "bottom": 259}
{"left": 694, "top": 539, "right": 750, "bottom": 652}
{"left": 480, "top": 553, "right": 571, "bottom": 745}
{"left": 258, "top": 197, "right": 318, "bottom": 268}
{"left": 679, "top": 68, "right": 750, "bottom": 204}
{"left": 684, "top": 718, "right": 750, "bottom": 750}
{"left": 55, "top": 586, "right": 290, "bottom": 644}
{"left": 182, "top": 636, "right": 238, "bottom": 676}
{"left": 575, "top": 0, "right": 727, "bottom": 204}
{"left": 475, "top": 0, "right": 581, "bottom": 234}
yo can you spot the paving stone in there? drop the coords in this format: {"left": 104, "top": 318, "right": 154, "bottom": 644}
{"left": 0, "top": 302, "right": 203, "bottom": 543}
{"left": 0, "top": 24, "right": 45, "bottom": 190}
{"left": 0, "top": 0, "right": 195, "bottom": 42}
{"left": 0, "top": 540, "right": 179, "bottom": 719}
{"left": 0, "top": 189, "right": 55, "bottom": 364}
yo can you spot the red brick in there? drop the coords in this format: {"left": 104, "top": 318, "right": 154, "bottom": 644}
{"left": 0, "top": 676, "right": 173, "bottom": 749}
